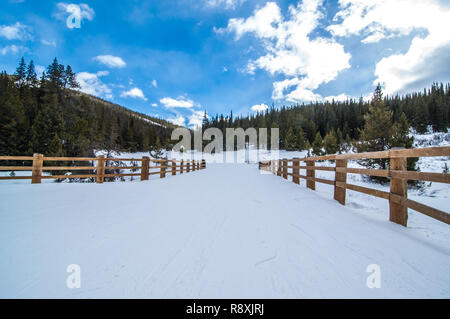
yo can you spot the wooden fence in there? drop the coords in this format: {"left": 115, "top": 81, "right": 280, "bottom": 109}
{"left": 259, "top": 146, "right": 450, "bottom": 227}
{"left": 0, "top": 154, "right": 206, "bottom": 184}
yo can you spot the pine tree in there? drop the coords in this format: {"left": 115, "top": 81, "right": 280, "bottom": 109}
{"left": 26, "top": 60, "right": 38, "bottom": 87}
{"left": 64, "top": 65, "right": 80, "bottom": 89}
{"left": 47, "top": 58, "right": 65, "bottom": 88}
{"left": 324, "top": 129, "right": 339, "bottom": 154}
{"left": 312, "top": 131, "right": 323, "bottom": 156}
{"left": 284, "top": 127, "right": 297, "bottom": 151}
{"left": 296, "top": 126, "right": 306, "bottom": 150}
{"left": 14, "top": 57, "right": 27, "bottom": 87}
{"left": 356, "top": 84, "right": 394, "bottom": 169}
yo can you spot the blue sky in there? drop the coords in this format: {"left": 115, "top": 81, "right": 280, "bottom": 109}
{"left": 1, "top": 0, "right": 450, "bottom": 127}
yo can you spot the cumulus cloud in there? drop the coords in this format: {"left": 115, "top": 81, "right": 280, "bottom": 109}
{"left": 152, "top": 79, "right": 158, "bottom": 88}
{"left": 121, "top": 88, "right": 147, "bottom": 101}
{"left": 251, "top": 104, "right": 269, "bottom": 112}
{"left": 0, "top": 22, "right": 31, "bottom": 40}
{"left": 328, "top": 0, "right": 450, "bottom": 94}
{"left": 41, "top": 39, "right": 56, "bottom": 47}
{"left": 188, "top": 110, "right": 205, "bottom": 128}
{"left": 76, "top": 71, "right": 113, "bottom": 100}
{"left": 167, "top": 115, "right": 186, "bottom": 127}
{"left": 206, "top": 0, "right": 246, "bottom": 10}
{"left": 55, "top": 3, "right": 95, "bottom": 27}
{"left": 94, "top": 55, "right": 126, "bottom": 68}
{"left": 160, "top": 97, "right": 195, "bottom": 108}
{"left": 0, "top": 44, "right": 24, "bottom": 55}
{"left": 220, "top": 0, "right": 351, "bottom": 102}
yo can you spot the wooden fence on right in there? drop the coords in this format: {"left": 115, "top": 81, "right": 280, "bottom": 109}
{"left": 259, "top": 146, "right": 450, "bottom": 227}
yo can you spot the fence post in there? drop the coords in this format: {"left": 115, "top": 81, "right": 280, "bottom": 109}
{"left": 334, "top": 159, "right": 348, "bottom": 205}
{"left": 201, "top": 159, "right": 206, "bottom": 169}
{"left": 141, "top": 156, "right": 149, "bottom": 181}
{"left": 271, "top": 160, "right": 275, "bottom": 174}
{"left": 390, "top": 155, "right": 408, "bottom": 227}
{"left": 282, "top": 159, "right": 288, "bottom": 179}
{"left": 277, "top": 159, "right": 282, "bottom": 177}
{"left": 187, "top": 160, "right": 191, "bottom": 173}
{"left": 171, "top": 160, "right": 176, "bottom": 176}
{"left": 306, "top": 160, "right": 315, "bottom": 190}
{"left": 193, "top": 160, "right": 196, "bottom": 171}
{"left": 293, "top": 158, "right": 300, "bottom": 184}
{"left": 160, "top": 159, "right": 167, "bottom": 179}
{"left": 96, "top": 155, "right": 105, "bottom": 184}
{"left": 31, "top": 153, "right": 43, "bottom": 184}
{"left": 180, "top": 160, "right": 184, "bottom": 174}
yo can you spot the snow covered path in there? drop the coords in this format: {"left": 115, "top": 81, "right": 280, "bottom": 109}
{"left": 0, "top": 163, "right": 449, "bottom": 298}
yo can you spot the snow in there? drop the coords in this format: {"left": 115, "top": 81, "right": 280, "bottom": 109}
{"left": 0, "top": 163, "right": 449, "bottom": 298}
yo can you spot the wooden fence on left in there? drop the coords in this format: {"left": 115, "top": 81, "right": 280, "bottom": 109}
{"left": 0, "top": 154, "right": 206, "bottom": 184}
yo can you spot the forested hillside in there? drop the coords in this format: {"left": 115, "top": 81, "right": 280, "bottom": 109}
{"left": 203, "top": 83, "right": 450, "bottom": 153}
{"left": 0, "top": 57, "right": 177, "bottom": 158}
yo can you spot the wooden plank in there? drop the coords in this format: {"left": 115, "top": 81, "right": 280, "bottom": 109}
{"left": 103, "top": 173, "right": 140, "bottom": 178}
{"left": 0, "top": 176, "right": 32, "bottom": 180}
{"left": 277, "top": 159, "right": 282, "bottom": 177}
{"left": 390, "top": 157, "right": 408, "bottom": 227}
{"left": 390, "top": 170, "right": 450, "bottom": 183}
{"left": 160, "top": 159, "right": 167, "bottom": 178}
{"left": 42, "top": 166, "right": 97, "bottom": 171}
{"left": 141, "top": 157, "right": 149, "bottom": 181}
{"left": 390, "top": 146, "right": 450, "bottom": 158}
{"left": 42, "top": 174, "right": 97, "bottom": 179}
{"left": 31, "top": 153, "right": 43, "bottom": 184}
{"left": 97, "top": 155, "right": 105, "bottom": 184}
{"left": 172, "top": 160, "right": 176, "bottom": 176}
{"left": 334, "top": 159, "right": 348, "bottom": 205}
{"left": 299, "top": 166, "right": 335, "bottom": 171}
{"left": 301, "top": 154, "right": 337, "bottom": 161}
{"left": 337, "top": 182, "right": 390, "bottom": 200}
{"left": 105, "top": 158, "right": 143, "bottom": 162}
{"left": 306, "top": 160, "right": 315, "bottom": 190}
{"left": 0, "top": 166, "right": 33, "bottom": 171}
{"left": 0, "top": 156, "right": 34, "bottom": 161}
{"left": 292, "top": 158, "right": 300, "bottom": 185}
{"left": 180, "top": 160, "right": 184, "bottom": 174}
{"left": 336, "top": 167, "right": 389, "bottom": 177}
{"left": 335, "top": 151, "right": 390, "bottom": 160}
{"left": 405, "top": 198, "right": 449, "bottom": 225}
{"left": 44, "top": 157, "right": 97, "bottom": 162}
{"left": 282, "top": 159, "right": 288, "bottom": 180}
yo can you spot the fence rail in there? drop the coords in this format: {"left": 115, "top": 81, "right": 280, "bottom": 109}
{"left": 259, "top": 146, "right": 450, "bottom": 227}
{"left": 0, "top": 154, "right": 206, "bottom": 184}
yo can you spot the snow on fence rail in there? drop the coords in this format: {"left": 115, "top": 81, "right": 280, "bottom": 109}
{"left": 0, "top": 154, "right": 206, "bottom": 184}
{"left": 259, "top": 146, "right": 450, "bottom": 227}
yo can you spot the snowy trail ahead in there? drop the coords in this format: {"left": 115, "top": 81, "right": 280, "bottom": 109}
{"left": 0, "top": 163, "right": 449, "bottom": 298}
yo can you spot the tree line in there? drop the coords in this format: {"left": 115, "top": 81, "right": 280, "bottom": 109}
{"left": 0, "top": 57, "right": 177, "bottom": 159}
{"left": 202, "top": 82, "right": 449, "bottom": 156}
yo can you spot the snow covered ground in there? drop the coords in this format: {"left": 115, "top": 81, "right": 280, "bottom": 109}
{"left": 0, "top": 131, "right": 449, "bottom": 298}
{"left": 0, "top": 162, "right": 449, "bottom": 298}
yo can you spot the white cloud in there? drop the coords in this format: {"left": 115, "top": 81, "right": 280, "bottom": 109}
{"left": 121, "top": 87, "right": 147, "bottom": 101}
{"left": 188, "top": 110, "right": 205, "bottom": 128}
{"left": 220, "top": 0, "right": 351, "bottom": 103}
{"left": 0, "top": 44, "right": 23, "bottom": 55}
{"left": 160, "top": 97, "right": 195, "bottom": 108}
{"left": 151, "top": 103, "right": 158, "bottom": 107}
{"left": 206, "top": 0, "right": 246, "bottom": 10}
{"left": 94, "top": 55, "right": 126, "bottom": 68}
{"left": 56, "top": 3, "right": 95, "bottom": 27}
{"left": 41, "top": 39, "right": 56, "bottom": 47}
{"left": 0, "top": 22, "right": 31, "bottom": 40}
{"left": 167, "top": 115, "right": 186, "bottom": 127}
{"left": 151, "top": 79, "right": 158, "bottom": 88}
{"left": 329, "top": 0, "right": 450, "bottom": 94}
{"left": 76, "top": 71, "right": 113, "bottom": 100}
{"left": 251, "top": 104, "right": 269, "bottom": 112}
